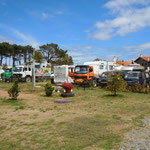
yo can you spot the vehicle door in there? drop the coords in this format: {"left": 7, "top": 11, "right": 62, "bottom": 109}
{"left": 88, "top": 67, "right": 94, "bottom": 80}
{"left": 24, "top": 66, "right": 31, "bottom": 77}
{"left": 139, "top": 72, "right": 146, "bottom": 85}
{"left": 68, "top": 67, "right": 74, "bottom": 79}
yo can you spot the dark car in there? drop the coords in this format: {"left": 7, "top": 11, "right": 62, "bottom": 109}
{"left": 98, "top": 72, "right": 113, "bottom": 86}
{"left": 124, "top": 71, "right": 148, "bottom": 86}
{"left": 98, "top": 71, "right": 125, "bottom": 86}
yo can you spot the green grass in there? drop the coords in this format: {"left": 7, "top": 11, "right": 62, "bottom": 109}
{"left": 0, "top": 82, "right": 150, "bottom": 149}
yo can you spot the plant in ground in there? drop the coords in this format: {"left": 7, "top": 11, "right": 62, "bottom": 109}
{"left": 61, "top": 82, "right": 74, "bottom": 93}
{"left": 106, "top": 74, "right": 127, "bottom": 96}
{"left": 8, "top": 80, "right": 20, "bottom": 100}
{"left": 44, "top": 83, "right": 54, "bottom": 96}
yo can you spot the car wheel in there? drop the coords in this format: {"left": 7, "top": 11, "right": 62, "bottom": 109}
{"left": 26, "top": 76, "right": 31, "bottom": 83}
{"left": 92, "top": 80, "right": 97, "bottom": 87}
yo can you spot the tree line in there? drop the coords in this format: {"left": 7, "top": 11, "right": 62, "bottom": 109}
{"left": 0, "top": 42, "right": 73, "bottom": 66}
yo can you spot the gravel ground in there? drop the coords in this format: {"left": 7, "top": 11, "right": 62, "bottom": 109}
{"left": 119, "top": 117, "right": 150, "bottom": 150}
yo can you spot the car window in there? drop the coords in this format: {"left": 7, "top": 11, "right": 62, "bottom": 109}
{"left": 125, "top": 73, "right": 139, "bottom": 78}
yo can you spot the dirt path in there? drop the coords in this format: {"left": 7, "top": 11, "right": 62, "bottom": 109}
{"left": 0, "top": 89, "right": 37, "bottom": 100}
{"left": 120, "top": 117, "right": 150, "bottom": 150}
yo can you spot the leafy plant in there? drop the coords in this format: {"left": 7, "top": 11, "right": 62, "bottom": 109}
{"left": 128, "top": 83, "right": 148, "bottom": 93}
{"left": 61, "top": 82, "right": 74, "bottom": 93}
{"left": 44, "top": 83, "right": 54, "bottom": 96}
{"left": 106, "top": 74, "right": 127, "bottom": 96}
{"left": 8, "top": 80, "right": 20, "bottom": 100}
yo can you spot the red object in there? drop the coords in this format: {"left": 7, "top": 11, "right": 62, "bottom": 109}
{"left": 61, "top": 82, "right": 74, "bottom": 93}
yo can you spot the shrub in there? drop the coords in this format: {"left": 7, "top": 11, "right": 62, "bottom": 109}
{"left": 44, "top": 83, "right": 54, "bottom": 96}
{"left": 61, "top": 82, "right": 74, "bottom": 93}
{"left": 8, "top": 81, "right": 20, "bottom": 100}
{"left": 129, "top": 83, "right": 148, "bottom": 93}
{"left": 106, "top": 74, "right": 127, "bottom": 96}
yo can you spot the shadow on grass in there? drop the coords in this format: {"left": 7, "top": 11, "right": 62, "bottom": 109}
{"left": 102, "top": 94, "right": 124, "bottom": 98}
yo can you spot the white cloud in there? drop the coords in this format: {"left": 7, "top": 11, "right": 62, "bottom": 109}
{"left": 41, "top": 10, "right": 64, "bottom": 20}
{"left": 42, "top": 13, "right": 49, "bottom": 20}
{"left": 62, "top": 45, "right": 95, "bottom": 64}
{"left": 90, "top": 0, "right": 150, "bottom": 40}
{"left": 13, "top": 30, "right": 39, "bottom": 48}
{"left": 105, "top": 0, "right": 149, "bottom": 10}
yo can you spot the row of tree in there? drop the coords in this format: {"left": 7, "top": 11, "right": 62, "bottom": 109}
{"left": 0, "top": 42, "right": 73, "bottom": 66}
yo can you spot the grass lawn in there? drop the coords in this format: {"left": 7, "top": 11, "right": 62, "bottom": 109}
{"left": 0, "top": 82, "right": 150, "bottom": 150}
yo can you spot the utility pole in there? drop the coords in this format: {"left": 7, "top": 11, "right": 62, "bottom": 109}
{"left": 32, "top": 50, "right": 35, "bottom": 92}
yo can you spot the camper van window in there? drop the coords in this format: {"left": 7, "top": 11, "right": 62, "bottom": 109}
{"left": 109, "top": 65, "right": 113, "bottom": 70}
{"left": 100, "top": 65, "right": 104, "bottom": 70}
{"left": 23, "top": 68, "right": 27, "bottom": 71}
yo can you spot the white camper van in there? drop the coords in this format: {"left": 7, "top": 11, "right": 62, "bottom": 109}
{"left": 84, "top": 61, "right": 116, "bottom": 77}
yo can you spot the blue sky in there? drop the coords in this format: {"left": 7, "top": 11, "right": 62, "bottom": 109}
{"left": 0, "top": 0, "right": 150, "bottom": 64}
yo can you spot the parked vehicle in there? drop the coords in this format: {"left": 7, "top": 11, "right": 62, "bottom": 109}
{"left": 98, "top": 71, "right": 126, "bottom": 86}
{"left": 1, "top": 67, "right": 15, "bottom": 82}
{"left": 124, "top": 71, "right": 148, "bottom": 86}
{"left": 84, "top": 61, "right": 116, "bottom": 77}
{"left": 54, "top": 65, "right": 74, "bottom": 83}
{"left": 72, "top": 61, "right": 117, "bottom": 87}
{"left": 13, "top": 63, "right": 52, "bottom": 82}
{"left": 73, "top": 65, "right": 97, "bottom": 86}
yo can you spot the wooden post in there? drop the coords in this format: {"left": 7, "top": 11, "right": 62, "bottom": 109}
{"left": 32, "top": 50, "right": 35, "bottom": 92}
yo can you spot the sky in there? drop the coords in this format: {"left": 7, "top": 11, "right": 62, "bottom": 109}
{"left": 0, "top": 0, "right": 150, "bottom": 65}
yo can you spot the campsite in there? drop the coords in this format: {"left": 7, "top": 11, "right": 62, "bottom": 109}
{"left": 1, "top": 0, "right": 150, "bottom": 149}
{"left": 0, "top": 81, "right": 150, "bottom": 150}
{"left": 0, "top": 43, "right": 150, "bottom": 150}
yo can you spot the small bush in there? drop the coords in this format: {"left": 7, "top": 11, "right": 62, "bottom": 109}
{"left": 128, "top": 83, "right": 149, "bottom": 93}
{"left": 61, "top": 82, "right": 74, "bottom": 93}
{"left": 8, "top": 81, "right": 20, "bottom": 100}
{"left": 44, "top": 83, "right": 54, "bottom": 96}
{"left": 106, "top": 74, "right": 127, "bottom": 96}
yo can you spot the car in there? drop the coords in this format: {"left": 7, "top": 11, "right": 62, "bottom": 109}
{"left": 124, "top": 71, "right": 148, "bottom": 87}
{"left": 98, "top": 72, "right": 113, "bottom": 86}
{"left": 98, "top": 71, "right": 125, "bottom": 87}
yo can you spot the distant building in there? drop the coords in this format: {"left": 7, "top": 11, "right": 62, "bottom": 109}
{"left": 135, "top": 54, "right": 150, "bottom": 71}
{"left": 116, "top": 60, "right": 135, "bottom": 66}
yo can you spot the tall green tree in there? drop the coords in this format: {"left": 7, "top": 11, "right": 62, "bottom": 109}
{"left": 0, "top": 42, "right": 10, "bottom": 65}
{"left": 34, "top": 51, "right": 43, "bottom": 63}
{"left": 40, "top": 43, "right": 73, "bottom": 65}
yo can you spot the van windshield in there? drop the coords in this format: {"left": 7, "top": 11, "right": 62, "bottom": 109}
{"left": 75, "top": 66, "right": 88, "bottom": 74}
{"left": 5, "top": 69, "right": 11, "bottom": 72}
{"left": 14, "top": 67, "right": 22, "bottom": 72}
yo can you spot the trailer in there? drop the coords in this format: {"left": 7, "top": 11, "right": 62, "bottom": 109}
{"left": 54, "top": 65, "right": 74, "bottom": 83}
{"left": 84, "top": 61, "right": 116, "bottom": 77}
{"left": 12, "top": 63, "right": 52, "bottom": 82}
